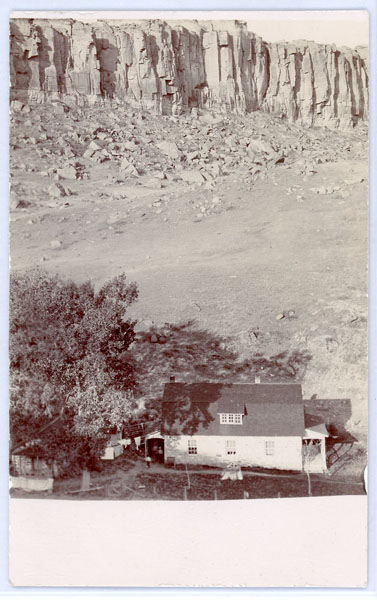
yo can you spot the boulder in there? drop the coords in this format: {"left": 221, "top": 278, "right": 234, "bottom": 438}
{"left": 157, "top": 141, "right": 180, "bottom": 159}
{"left": 248, "top": 139, "right": 273, "bottom": 154}
{"left": 48, "top": 182, "right": 66, "bottom": 198}
{"left": 57, "top": 165, "right": 77, "bottom": 180}
{"left": 11, "top": 100, "right": 24, "bottom": 112}
{"left": 180, "top": 170, "right": 205, "bottom": 184}
{"left": 51, "top": 103, "right": 65, "bottom": 114}
{"left": 187, "top": 150, "right": 200, "bottom": 161}
{"left": 119, "top": 157, "right": 139, "bottom": 177}
{"left": 87, "top": 140, "right": 102, "bottom": 152}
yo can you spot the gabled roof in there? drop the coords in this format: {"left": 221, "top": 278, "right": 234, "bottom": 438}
{"left": 162, "top": 383, "right": 305, "bottom": 437}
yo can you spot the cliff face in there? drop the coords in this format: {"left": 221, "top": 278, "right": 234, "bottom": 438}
{"left": 10, "top": 18, "right": 368, "bottom": 128}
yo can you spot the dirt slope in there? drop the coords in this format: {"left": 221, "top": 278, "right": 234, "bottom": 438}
{"left": 9, "top": 104, "right": 368, "bottom": 441}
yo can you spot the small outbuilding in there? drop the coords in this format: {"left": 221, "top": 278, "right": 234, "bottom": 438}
{"left": 10, "top": 446, "right": 58, "bottom": 493}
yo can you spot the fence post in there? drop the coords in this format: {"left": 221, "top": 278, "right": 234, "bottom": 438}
{"left": 243, "top": 490, "right": 249, "bottom": 499}
{"left": 306, "top": 470, "right": 312, "bottom": 496}
{"left": 185, "top": 463, "right": 191, "bottom": 489}
{"left": 183, "top": 487, "right": 188, "bottom": 501}
{"left": 214, "top": 489, "right": 218, "bottom": 501}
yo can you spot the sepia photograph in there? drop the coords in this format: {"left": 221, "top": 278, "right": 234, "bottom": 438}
{"left": 7, "top": 8, "right": 370, "bottom": 587}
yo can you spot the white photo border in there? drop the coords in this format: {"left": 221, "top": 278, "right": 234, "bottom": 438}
{"left": 1, "top": 1, "right": 376, "bottom": 597}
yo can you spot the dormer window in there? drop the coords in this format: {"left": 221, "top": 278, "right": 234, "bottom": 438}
{"left": 220, "top": 413, "right": 243, "bottom": 425}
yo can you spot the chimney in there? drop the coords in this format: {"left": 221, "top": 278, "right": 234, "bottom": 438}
{"left": 170, "top": 376, "right": 175, "bottom": 383}
{"left": 254, "top": 375, "right": 261, "bottom": 384}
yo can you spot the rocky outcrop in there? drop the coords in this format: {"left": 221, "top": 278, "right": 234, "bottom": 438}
{"left": 10, "top": 18, "right": 369, "bottom": 128}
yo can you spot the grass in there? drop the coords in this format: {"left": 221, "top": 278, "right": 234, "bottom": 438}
{"left": 113, "top": 472, "right": 364, "bottom": 501}
{"left": 10, "top": 464, "right": 365, "bottom": 501}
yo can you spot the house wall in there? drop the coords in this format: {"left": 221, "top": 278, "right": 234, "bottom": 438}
{"left": 164, "top": 435, "right": 303, "bottom": 471}
{"left": 10, "top": 475, "right": 54, "bottom": 493}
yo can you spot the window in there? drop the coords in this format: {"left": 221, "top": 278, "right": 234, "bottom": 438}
{"left": 220, "top": 413, "right": 242, "bottom": 425}
{"left": 226, "top": 440, "right": 236, "bottom": 455}
{"left": 188, "top": 439, "right": 197, "bottom": 454}
{"left": 265, "top": 441, "right": 275, "bottom": 456}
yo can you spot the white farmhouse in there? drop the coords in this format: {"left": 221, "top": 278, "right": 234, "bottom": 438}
{"left": 161, "top": 382, "right": 328, "bottom": 472}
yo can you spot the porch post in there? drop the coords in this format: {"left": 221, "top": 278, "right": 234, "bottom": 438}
{"left": 320, "top": 438, "right": 327, "bottom": 472}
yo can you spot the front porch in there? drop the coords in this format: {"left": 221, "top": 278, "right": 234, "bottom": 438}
{"left": 303, "top": 416, "right": 329, "bottom": 473}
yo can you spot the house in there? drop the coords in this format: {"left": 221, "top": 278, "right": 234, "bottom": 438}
{"left": 10, "top": 409, "right": 66, "bottom": 492}
{"left": 11, "top": 446, "right": 59, "bottom": 478}
{"left": 10, "top": 446, "right": 58, "bottom": 493}
{"left": 161, "top": 382, "right": 329, "bottom": 472}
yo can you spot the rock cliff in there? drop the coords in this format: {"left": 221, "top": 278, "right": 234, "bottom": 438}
{"left": 10, "top": 18, "right": 368, "bottom": 128}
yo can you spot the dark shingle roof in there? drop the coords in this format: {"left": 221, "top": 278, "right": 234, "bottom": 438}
{"left": 162, "top": 383, "right": 305, "bottom": 437}
{"left": 303, "top": 398, "right": 352, "bottom": 436}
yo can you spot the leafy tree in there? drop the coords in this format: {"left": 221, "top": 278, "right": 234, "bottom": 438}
{"left": 9, "top": 269, "right": 138, "bottom": 473}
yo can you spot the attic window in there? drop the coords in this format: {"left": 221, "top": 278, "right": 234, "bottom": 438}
{"left": 220, "top": 413, "right": 242, "bottom": 425}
